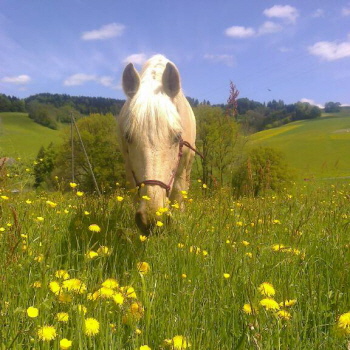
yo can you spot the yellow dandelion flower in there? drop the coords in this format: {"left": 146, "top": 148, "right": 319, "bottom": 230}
{"left": 97, "top": 246, "right": 111, "bottom": 256}
{"left": 102, "top": 278, "right": 119, "bottom": 289}
{"left": 129, "top": 302, "right": 144, "bottom": 320}
{"left": 86, "top": 250, "right": 98, "bottom": 259}
{"left": 242, "top": 303, "right": 255, "bottom": 315}
{"left": 272, "top": 219, "right": 281, "bottom": 224}
{"left": 84, "top": 317, "right": 100, "bottom": 336}
{"left": 84, "top": 211, "right": 90, "bottom": 215}
{"left": 36, "top": 216, "right": 44, "bottom": 222}
{"left": 241, "top": 240, "right": 249, "bottom": 246}
{"left": 171, "top": 202, "right": 180, "bottom": 209}
{"left": 49, "top": 281, "right": 61, "bottom": 295}
{"left": 60, "top": 338, "right": 72, "bottom": 350}
{"left": 88, "top": 224, "right": 101, "bottom": 232}
{"left": 272, "top": 244, "right": 286, "bottom": 252}
{"left": 37, "top": 325, "right": 57, "bottom": 341}
{"left": 1, "top": 195, "right": 9, "bottom": 200}
{"left": 223, "top": 273, "right": 230, "bottom": 279}
{"left": 258, "top": 282, "right": 276, "bottom": 297}
{"left": 135, "top": 328, "right": 142, "bottom": 335}
{"left": 113, "top": 292, "right": 124, "bottom": 305}
{"left": 139, "top": 235, "right": 148, "bottom": 242}
{"left": 96, "top": 287, "right": 115, "bottom": 299}
{"left": 76, "top": 191, "right": 84, "bottom": 197}
{"left": 276, "top": 310, "right": 292, "bottom": 320}
{"left": 137, "top": 262, "right": 150, "bottom": 275}
{"left": 260, "top": 298, "right": 280, "bottom": 311}
{"left": 57, "top": 293, "right": 72, "bottom": 303}
{"left": 202, "top": 183, "right": 207, "bottom": 189}
{"left": 245, "top": 252, "right": 253, "bottom": 258}
{"left": 181, "top": 273, "right": 187, "bottom": 279}
{"left": 120, "top": 286, "right": 137, "bottom": 299}
{"left": 140, "top": 346, "right": 151, "bottom": 350}
{"left": 156, "top": 220, "right": 164, "bottom": 227}
{"left": 56, "top": 312, "right": 69, "bottom": 322}
{"left": 142, "top": 195, "right": 151, "bottom": 201}
{"left": 172, "top": 335, "right": 190, "bottom": 349}
{"left": 202, "top": 250, "right": 208, "bottom": 257}
{"left": 69, "top": 182, "right": 78, "bottom": 188}
{"left": 32, "top": 281, "right": 42, "bottom": 288}
{"left": 27, "top": 306, "right": 39, "bottom": 318}
{"left": 280, "top": 299, "right": 297, "bottom": 308}
{"left": 337, "top": 312, "right": 350, "bottom": 335}
{"left": 55, "top": 270, "right": 70, "bottom": 280}
{"left": 116, "top": 196, "right": 124, "bottom": 202}
{"left": 62, "top": 278, "right": 87, "bottom": 294}
{"left": 178, "top": 243, "right": 185, "bottom": 248}
{"left": 46, "top": 200, "right": 57, "bottom": 208}
{"left": 26, "top": 199, "right": 32, "bottom": 204}
{"left": 34, "top": 254, "right": 44, "bottom": 262}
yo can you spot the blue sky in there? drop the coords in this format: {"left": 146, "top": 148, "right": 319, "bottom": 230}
{"left": 1, "top": 0, "right": 349, "bottom": 106}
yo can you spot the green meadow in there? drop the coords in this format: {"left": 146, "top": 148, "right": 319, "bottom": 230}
{"left": 1, "top": 111, "right": 350, "bottom": 349}
{"left": 1, "top": 175, "right": 350, "bottom": 349}
{"left": 0, "top": 113, "right": 62, "bottom": 158}
{"left": 251, "top": 111, "right": 350, "bottom": 179}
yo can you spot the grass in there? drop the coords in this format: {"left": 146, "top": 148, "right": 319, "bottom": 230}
{"left": 250, "top": 111, "right": 350, "bottom": 179}
{"left": 0, "top": 112, "right": 62, "bottom": 158}
{"left": 1, "top": 166, "right": 350, "bottom": 349}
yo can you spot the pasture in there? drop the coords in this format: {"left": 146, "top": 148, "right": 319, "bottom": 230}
{"left": 251, "top": 111, "right": 350, "bottom": 179}
{"left": 0, "top": 113, "right": 61, "bottom": 158}
{"left": 1, "top": 173, "right": 350, "bottom": 349}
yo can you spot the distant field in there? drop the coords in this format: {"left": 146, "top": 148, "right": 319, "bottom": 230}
{"left": 250, "top": 111, "right": 350, "bottom": 179}
{"left": 0, "top": 112, "right": 62, "bottom": 158}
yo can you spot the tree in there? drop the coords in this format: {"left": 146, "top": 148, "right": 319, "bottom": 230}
{"left": 232, "top": 147, "right": 293, "bottom": 197}
{"left": 324, "top": 102, "right": 341, "bottom": 113}
{"left": 53, "top": 113, "right": 124, "bottom": 193}
{"left": 194, "top": 105, "right": 242, "bottom": 187}
{"left": 33, "top": 144, "right": 56, "bottom": 188}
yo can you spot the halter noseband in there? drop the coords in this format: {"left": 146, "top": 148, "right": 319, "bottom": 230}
{"left": 132, "top": 137, "right": 203, "bottom": 197}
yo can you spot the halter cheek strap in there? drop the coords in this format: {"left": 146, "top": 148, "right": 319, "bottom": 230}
{"left": 132, "top": 137, "right": 203, "bottom": 197}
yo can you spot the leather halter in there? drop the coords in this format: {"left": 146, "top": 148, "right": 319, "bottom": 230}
{"left": 132, "top": 137, "right": 203, "bottom": 197}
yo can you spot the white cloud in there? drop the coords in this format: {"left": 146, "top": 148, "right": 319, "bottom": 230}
{"left": 225, "top": 26, "right": 255, "bottom": 38}
{"left": 204, "top": 54, "right": 235, "bottom": 67}
{"left": 312, "top": 9, "right": 324, "bottom": 18}
{"left": 342, "top": 7, "right": 350, "bottom": 16}
{"left": 258, "top": 21, "right": 283, "bottom": 35}
{"left": 123, "top": 53, "right": 148, "bottom": 65}
{"left": 263, "top": 5, "right": 299, "bottom": 23}
{"left": 308, "top": 39, "right": 350, "bottom": 61}
{"left": 1, "top": 74, "right": 31, "bottom": 84}
{"left": 63, "top": 73, "right": 115, "bottom": 87}
{"left": 81, "top": 23, "right": 125, "bottom": 41}
{"left": 300, "top": 98, "right": 324, "bottom": 108}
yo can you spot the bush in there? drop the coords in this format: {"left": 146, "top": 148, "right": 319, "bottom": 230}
{"left": 232, "top": 147, "right": 293, "bottom": 197}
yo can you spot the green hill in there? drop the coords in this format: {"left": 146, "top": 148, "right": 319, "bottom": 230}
{"left": 250, "top": 111, "right": 350, "bottom": 179}
{"left": 0, "top": 112, "right": 62, "bottom": 158}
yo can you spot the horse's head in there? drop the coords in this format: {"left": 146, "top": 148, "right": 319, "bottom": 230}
{"left": 118, "top": 55, "right": 188, "bottom": 234}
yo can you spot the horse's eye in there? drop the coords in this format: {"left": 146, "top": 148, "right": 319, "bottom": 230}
{"left": 174, "top": 132, "right": 182, "bottom": 144}
{"left": 125, "top": 131, "right": 132, "bottom": 143}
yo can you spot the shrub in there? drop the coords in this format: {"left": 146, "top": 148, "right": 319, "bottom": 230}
{"left": 232, "top": 147, "right": 293, "bottom": 197}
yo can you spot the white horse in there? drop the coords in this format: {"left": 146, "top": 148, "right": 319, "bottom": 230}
{"left": 118, "top": 55, "right": 199, "bottom": 234}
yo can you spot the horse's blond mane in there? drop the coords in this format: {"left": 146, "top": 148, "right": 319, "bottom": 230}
{"left": 121, "top": 55, "right": 182, "bottom": 141}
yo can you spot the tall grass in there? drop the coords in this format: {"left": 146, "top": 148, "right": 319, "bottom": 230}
{"left": 0, "top": 178, "right": 350, "bottom": 349}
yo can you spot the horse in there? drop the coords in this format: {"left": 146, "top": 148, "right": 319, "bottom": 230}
{"left": 117, "top": 55, "right": 199, "bottom": 234}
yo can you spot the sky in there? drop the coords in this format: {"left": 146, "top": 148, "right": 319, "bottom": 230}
{"left": 0, "top": 0, "right": 349, "bottom": 107}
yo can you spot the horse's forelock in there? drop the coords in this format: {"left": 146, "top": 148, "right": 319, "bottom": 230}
{"left": 121, "top": 56, "right": 183, "bottom": 141}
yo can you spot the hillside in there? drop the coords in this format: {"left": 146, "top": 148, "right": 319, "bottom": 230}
{"left": 0, "top": 112, "right": 62, "bottom": 158}
{"left": 250, "top": 111, "right": 350, "bottom": 179}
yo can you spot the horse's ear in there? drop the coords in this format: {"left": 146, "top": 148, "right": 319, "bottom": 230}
{"left": 122, "top": 63, "right": 140, "bottom": 98}
{"left": 162, "top": 62, "right": 181, "bottom": 98}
